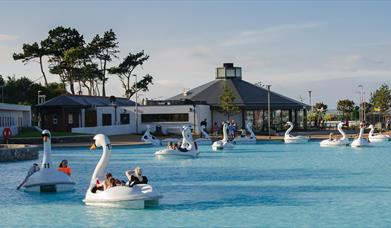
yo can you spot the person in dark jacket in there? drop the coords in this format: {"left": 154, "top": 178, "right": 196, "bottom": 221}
{"left": 125, "top": 167, "right": 148, "bottom": 187}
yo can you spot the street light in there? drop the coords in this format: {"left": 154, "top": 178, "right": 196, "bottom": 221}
{"left": 307, "top": 90, "right": 312, "bottom": 113}
{"left": 267, "top": 85, "right": 271, "bottom": 137}
{"left": 358, "top": 85, "right": 364, "bottom": 122}
{"left": 133, "top": 74, "right": 139, "bottom": 134}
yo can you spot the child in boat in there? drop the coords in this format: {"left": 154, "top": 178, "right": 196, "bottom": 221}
{"left": 106, "top": 177, "right": 117, "bottom": 190}
{"left": 125, "top": 167, "right": 148, "bottom": 187}
{"left": 240, "top": 129, "right": 246, "bottom": 138}
{"left": 58, "top": 160, "right": 72, "bottom": 176}
{"left": 168, "top": 141, "right": 175, "bottom": 150}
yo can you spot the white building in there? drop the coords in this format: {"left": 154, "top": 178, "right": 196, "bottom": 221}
{"left": 0, "top": 103, "right": 31, "bottom": 136}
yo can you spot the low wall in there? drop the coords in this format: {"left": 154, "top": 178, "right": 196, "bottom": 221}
{"left": 9, "top": 135, "right": 92, "bottom": 144}
{"left": 0, "top": 144, "right": 39, "bottom": 162}
{"left": 72, "top": 124, "right": 133, "bottom": 136}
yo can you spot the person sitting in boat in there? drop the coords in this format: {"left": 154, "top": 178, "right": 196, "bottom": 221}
{"left": 125, "top": 167, "right": 148, "bottom": 187}
{"left": 17, "top": 163, "right": 40, "bottom": 190}
{"left": 106, "top": 177, "right": 117, "bottom": 190}
{"left": 240, "top": 129, "right": 246, "bottom": 138}
{"left": 328, "top": 133, "right": 334, "bottom": 141}
{"left": 58, "top": 159, "right": 72, "bottom": 176}
{"left": 168, "top": 141, "right": 175, "bottom": 150}
{"left": 95, "top": 172, "right": 113, "bottom": 191}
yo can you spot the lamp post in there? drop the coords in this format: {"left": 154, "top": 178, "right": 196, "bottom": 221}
{"left": 267, "top": 85, "right": 271, "bottom": 137}
{"left": 358, "top": 85, "right": 363, "bottom": 122}
{"left": 133, "top": 74, "right": 138, "bottom": 134}
{"left": 307, "top": 90, "right": 312, "bottom": 113}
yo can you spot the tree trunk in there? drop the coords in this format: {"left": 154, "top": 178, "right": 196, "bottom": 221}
{"left": 102, "top": 60, "right": 107, "bottom": 97}
{"left": 69, "top": 78, "right": 75, "bottom": 95}
{"left": 39, "top": 56, "right": 48, "bottom": 86}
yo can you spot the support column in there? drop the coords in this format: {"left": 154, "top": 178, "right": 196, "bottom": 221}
{"left": 241, "top": 109, "right": 245, "bottom": 128}
{"left": 303, "top": 109, "right": 308, "bottom": 130}
{"left": 81, "top": 108, "right": 85, "bottom": 127}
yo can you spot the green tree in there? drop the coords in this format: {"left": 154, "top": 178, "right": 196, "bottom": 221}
{"left": 2, "top": 76, "right": 64, "bottom": 105}
{"left": 313, "top": 102, "right": 328, "bottom": 127}
{"left": 370, "top": 84, "right": 391, "bottom": 114}
{"left": 219, "top": 85, "right": 240, "bottom": 119}
{"left": 108, "top": 51, "right": 151, "bottom": 98}
{"left": 88, "top": 29, "right": 119, "bottom": 96}
{"left": 337, "top": 99, "right": 355, "bottom": 119}
{"left": 79, "top": 63, "right": 104, "bottom": 95}
{"left": 44, "top": 26, "right": 85, "bottom": 94}
{"left": 13, "top": 42, "right": 50, "bottom": 86}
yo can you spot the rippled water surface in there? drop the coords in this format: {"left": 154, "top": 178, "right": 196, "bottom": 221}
{"left": 1, "top": 141, "right": 391, "bottom": 227}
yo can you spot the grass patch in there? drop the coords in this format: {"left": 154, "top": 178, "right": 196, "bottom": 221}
{"left": 14, "top": 128, "right": 86, "bottom": 138}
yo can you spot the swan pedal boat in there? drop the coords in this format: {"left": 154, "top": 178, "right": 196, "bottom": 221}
{"left": 141, "top": 125, "right": 161, "bottom": 146}
{"left": 320, "top": 122, "right": 349, "bottom": 147}
{"left": 284, "top": 121, "right": 309, "bottom": 144}
{"left": 24, "top": 130, "right": 75, "bottom": 192}
{"left": 194, "top": 125, "right": 212, "bottom": 145}
{"left": 212, "top": 123, "right": 235, "bottom": 150}
{"left": 155, "top": 125, "right": 200, "bottom": 157}
{"left": 85, "top": 134, "right": 162, "bottom": 208}
{"left": 368, "top": 124, "right": 390, "bottom": 143}
{"left": 84, "top": 184, "right": 162, "bottom": 208}
{"left": 233, "top": 122, "right": 256, "bottom": 144}
{"left": 351, "top": 126, "right": 371, "bottom": 147}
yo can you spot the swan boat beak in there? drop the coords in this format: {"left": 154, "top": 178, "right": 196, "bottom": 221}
{"left": 90, "top": 142, "right": 97, "bottom": 150}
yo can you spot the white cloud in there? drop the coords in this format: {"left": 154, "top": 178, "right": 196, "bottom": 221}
{"left": 219, "top": 22, "right": 322, "bottom": 47}
{"left": 0, "top": 34, "right": 18, "bottom": 42}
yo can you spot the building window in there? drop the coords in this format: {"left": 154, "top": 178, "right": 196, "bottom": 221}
{"left": 141, "top": 113, "right": 189, "bottom": 123}
{"left": 226, "top": 68, "right": 235, "bottom": 77}
{"left": 68, "top": 114, "right": 73, "bottom": 124}
{"left": 102, "top": 114, "right": 112, "bottom": 126}
{"left": 120, "top": 113, "right": 130, "bottom": 125}
{"left": 53, "top": 115, "right": 58, "bottom": 125}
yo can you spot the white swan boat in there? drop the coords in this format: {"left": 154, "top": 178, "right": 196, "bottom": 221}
{"left": 368, "top": 124, "right": 390, "bottom": 143}
{"left": 141, "top": 125, "right": 161, "bottom": 146}
{"left": 23, "top": 130, "right": 75, "bottom": 192}
{"left": 284, "top": 121, "right": 309, "bottom": 144}
{"left": 351, "top": 126, "right": 371, "bottom": 147}
{"left": 84, "top": 134, "right": 163, "bottom": 208}
{"left": 212, "top": 123, "right": 235, "bottom": 150}
{"left": 155, "top": 125, "right": 200, "bottom": 157}
{"left": 194, "top": 125, "right": 212, "bottom": 145}
{"left": 320, "top": 122, "right": 350, "bottom": 147}
{"left": 233, "top": 122, "right": 256, "bottom": 144}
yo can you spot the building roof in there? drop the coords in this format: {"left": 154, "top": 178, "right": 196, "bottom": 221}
{"left": 0, "top": 103, "right": 31, "bottom": 112}
{"left": 36, "top": 95, "right": 135, "bottom": 108}
{"left": 169, "top": 64, "right": 309, "bottom": 109}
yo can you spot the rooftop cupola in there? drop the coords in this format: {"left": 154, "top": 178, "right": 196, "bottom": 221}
{"left": 216, "top": 63, "right": 242, "bottom": 80}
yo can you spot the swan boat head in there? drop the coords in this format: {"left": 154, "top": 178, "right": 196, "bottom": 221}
{"left": 41, "top": 129, "right": 53, "bottom": 169}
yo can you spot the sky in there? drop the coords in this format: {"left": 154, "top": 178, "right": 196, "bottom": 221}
{"left": 0, "top": 0, "right": 391, "bottom": 108}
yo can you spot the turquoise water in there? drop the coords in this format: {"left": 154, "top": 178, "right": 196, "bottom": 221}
{"left": 1, "top": 142, "right": 391, "bottom": 227}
